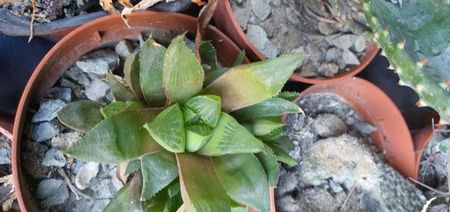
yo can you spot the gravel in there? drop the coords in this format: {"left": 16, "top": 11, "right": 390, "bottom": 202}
{"left": 76, "top": 49, "right": 119, "bottom": 76}
{"left": 31, "top": 122, "right": 59, "bottom": 142}
{"left": 32, "top": 99, "right": 66, "bottom": 123}
{"left": 74, "top": 162, "right": 100, "bottom": 190}
{"left": 36, "top": 179, "right": 69, "bottom": 207}
{"left": 278, "top": 93, "right": 426, "bottom": 211}
{"left": 22, "top": 44, "right": 129, "bottom": 211}
{"left": 231, "top": 0, "right": 371, "bottom": 78}
{"left": 42, "top": 148, "right": 67, "bottom": 167}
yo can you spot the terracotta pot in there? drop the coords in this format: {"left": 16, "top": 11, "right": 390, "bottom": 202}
{"left": 10, "top": 12, "right": 278, "bottom": 211}
{"left": 0, "top": 0, "right": 193, "bottom": 42}
{"left": 300, "top": 77, "right": 418, "bottom": 179}
{"left": 213, "top": 0, "right": 379, "bottom": 84}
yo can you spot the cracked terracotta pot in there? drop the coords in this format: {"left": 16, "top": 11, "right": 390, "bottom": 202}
{"left": 213, "top": 0, "right": 379, "bottom": 84}
{"left": 11, "top": 11, "right": 278, "bottom": 211}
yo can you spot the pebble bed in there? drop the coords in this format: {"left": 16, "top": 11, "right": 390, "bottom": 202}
{"left": 231, "top": 0, "right": 371, "bottom": 78}
{"left": 21, "top": 40, "right": 136, "bottom": 211}
{"left": 278, "top": 93, "right": 426, "bottom": 211}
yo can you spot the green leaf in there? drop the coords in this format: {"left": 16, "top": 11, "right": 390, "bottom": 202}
{"left": 106, "top": 73, "right": 137, "bottom": 101}
{"left": 100, "top": 101, "right": 126, "bottom": 118}
{"left": 256, "top": 145, "right": 280, "bottom": 186}
{"left": 247, "top": 117, "right": 284, "bottom": 137}
{"left": 126, "top": 159, "right": 141, "bottom": 175}
{"left": 269, "top": 135, "right": 295, "bottom": 153}
{"left": 142, "top": 181, "right": 183, "bottom": 212}
{"left": 66, "top": 109, "right": 162, "bottom": 163}
{"left": 144, "top": 104, "right": 186, "bottom": 153}
{"left": 213, "top": 154, "right": 270, "bottom": 211}
{"left": 141, "top": 150, "right": 178, "bottom": 199}
{"left": 232, "top": 51, "right": 246, "bottom": 67}
{"left": 57, "top": 100, "right": 103, "bottom": 133}
{"left": 163, "top": 35, "right": 204, "bottom": 103}
{"left": 176, "top": 153, "right": 231, "bottom": 212}
{"left": 139, "top": 39, "right": 167, "bottom": 107}
{"left": 232, "top": 97, "right": 301, "bottom": 122}
{"left": 182, "top": 106, "right": 201, "bottom": 125}
{"left": 184, "top": 95, "right": 221, "bottom": 127}
{"left": 199, "top": 41, "right": 219, "bottom": 74}
{"left": 186, "top": 124, "right": 212, "bottom": 152}
{"left": 204, "top": 67, "right": 229, "bottom": 86}
{"left": 197, "top": 112, "right": 264, "bottom": 156}
{"left": 204, "top": 54, "right": 303, "bottom": 112}
{"left": 266, "top": 142, "right": 297, "bottom": 167}
{"left": 104, "top": 182, "right": 132, "bottom": 212}
{"left": 278, "top": 91, "right": 300, "bottom": 101}
{"left": 129, "top": 171, "right": 144, "bottom": 211}
{"left": 257, "top": 127, "right": 284, "bottom": 141}
{"left": 100, "top": 101, "right": 145, "bottom": 119}
{"left": 124, "top": 53, "right": 145, "bottom": 101}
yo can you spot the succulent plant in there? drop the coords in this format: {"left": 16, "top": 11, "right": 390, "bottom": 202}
{"left": 361, "top": 0, "right": 450, "bottom": 121}
{"left": 57, "top": 35, "right": 303, "bottom": 211}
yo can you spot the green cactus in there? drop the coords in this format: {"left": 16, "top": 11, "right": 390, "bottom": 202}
{"left": 361, "top": 0, "right": 450, "bottom": 120}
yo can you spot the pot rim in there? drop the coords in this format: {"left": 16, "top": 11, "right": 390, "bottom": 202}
{"left": 299, "top": 77, "right": 417, "bottom": 179}
{"left": 213, "top": 0, "right": 380, "bottom": 84}
{"left": 12, "top": 11, "right": 251, "bottom": 211}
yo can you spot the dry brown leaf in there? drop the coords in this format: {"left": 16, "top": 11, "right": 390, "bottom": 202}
{"left": 118, "top": 0, "right": 133, "bottom": 8}
{"left": 192, "top": 0, "right": 206, "bottom": 6}
{"left": 195, "top": 0, "right": 218, "bottom": 57}
{"left": 121, "top": 0, "right": 166, "bottom": 16}
{"left": 99, "top": 0, "right": 119, "bottom": 14}
{"left": 28, "top": 0, "right": 36, "bottom": 42}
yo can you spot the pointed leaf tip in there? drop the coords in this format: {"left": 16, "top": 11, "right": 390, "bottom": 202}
{"left": 163, "top": 35, "right": 204, "bottom": 103}
{"left": 204, "top": 53, "right": 303, "bottom": 112}
{"left": 144, "top": 104, "right": 186, "bottom": 153}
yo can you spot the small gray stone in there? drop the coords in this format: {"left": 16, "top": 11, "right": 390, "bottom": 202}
{"left": 91, "top": 199, "right": 110, "bottom": 212}
{"left": 75, "top": 162, "right": 100, "bottom": 190}
{"left": 360, "top": 192, "right": 388, "bottom": 212}
{"left": 353, "top": 36, "right": 368, "bottom": 53}
{"left": 328, "top": 180, "right": 343, "bottom": 193}
{"left": 325, "top": 48, "right": 342, "bottom": 62}
{"left": 318, "top": 22, "right": 335, "bottom": 35}
{"left": 110, "top": 168, "right": 124, "bottom": 191}
{"left": 285, "top": 8, "right": 299, "bottom": 24}
{"left": 76, "top": 49, "right": 119, "bottom": 76}
{"left": 65, "top": 66, "right": 90, "bottom": 86}
{"left": 32, "top": 99, "right": 66, "bottom": 123}
{"left": 92, "top": 178, "right": 115, "bottom": 198}
{"left": 115, "top": 40, "right": 132, "bottom": 58}
{"left": 42, "top": 148, "right": 66, "bottom": 167}
{"left": 246, "top": 24, "right": 279, "bottom": 58}
{"left": 85, "top": 80, "right": 110, "bottom": 101}
{"left": 299, "top": 63, "right": 319, "bottom": 78}
{"left": 342, "top": 49, "right": 361, "bottom": 66}
{"left": 51, "top": 132, "right": 80, "bottom": 150}
{"left": 277, "top": 172, "right": 298, "bottom": 195}
{"left": 313, "top": 113, "right": 347, "bottom": 137}
{"left": 329, "top": 34, "right": 358, "bottom": 50}
{"left": 45, "top": 87, "right": 72, "bottom": 102}
{"left": 250, "top": 0, "right": 271, "bottom": 21}
{"left": 36, "top": 179, "right": 69, "bottom": 207}
{"left": 352, "top": 121, "right": 377, "bottom": 134}
{"left": 0, "top": 149, "right": 11, "bottom": 165}
{"left": 31, "top": 122, "right": 58, "bottom": 142}
{"left": 318, "top": 63, "right": 339, "bottom": 77}
{"left": 234, "top": 8, "right": 251, "bottom": 30}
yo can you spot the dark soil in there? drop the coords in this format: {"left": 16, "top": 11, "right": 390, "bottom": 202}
{"left": 1, "top": 0, "right": 101, "bottom": 23}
